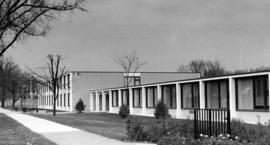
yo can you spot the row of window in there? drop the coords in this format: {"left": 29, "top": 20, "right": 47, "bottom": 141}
{"left": 110, "top": 75, "right": 269, "bottom": 111}
{"left": 39, "top": 93, "right": 70, "bottom": 107}
{"left": 39, "top": 74, "right": 71, "bottom": 92}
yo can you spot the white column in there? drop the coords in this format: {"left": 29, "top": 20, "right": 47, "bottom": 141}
{"left": 229, "top": 77, "right": 237, "bottom": 118}
{"left": 89, "top": 92, "right": 93, "bottom": 111}
{"left": 199, "top": 81, "right": 205, "bottom": 109}
{"left": 268, "top": 74, "right": 270, "bottom": 114}
{"left": 157, "top": 85, "right": 162, "bottom": 102}
{"left": 96, "top": 91, "right": 99, "bottom": 112}
{"left": 118, "top": 89, "right": 122, "bottom": 107}
{"left": 102, "top": 91, "right": 106, "bottom": 112}
{"left": 109, "top": 90, "right": 112, "bottom": 112}
{"left": 176, "top": 83, "right": 181, "bottom": 118}
{"left": 129, "top": 88, "right": 133, "bottom": 114}
{"left": 142, "top": 87, "right": 146, "bottom": 115}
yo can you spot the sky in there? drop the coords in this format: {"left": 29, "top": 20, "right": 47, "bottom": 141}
{"left": 6, "top": 0, "right": 270, "bottom": 72}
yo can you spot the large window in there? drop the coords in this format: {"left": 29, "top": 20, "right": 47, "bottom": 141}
{"left": 181, "top": 82, "right": 199, "bottom": 109}
{"left": 236, "top": 76, "right": 269, "bottom": 111}
{"left": 133, "top": 88, "right": 142, "bottom": 108}
{"left": 68, "top": 93, "right": 70, "bottom": 107}
{"left": 112, "top": 90, "right": 119, "bottom": 107}
{"left": 146, "top": 86, "right": 158, "bottom": 108}
{"left": 121, "top": 89, "right": 129, "bottom": 106}
{"left": 162, "top": 84, "right": 176, "bottom": 109}
{"left": 205, "top": 79, "right": 229, "bottom": 109}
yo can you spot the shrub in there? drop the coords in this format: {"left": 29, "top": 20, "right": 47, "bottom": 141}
{"left": 14, "top": 107, "right": 18, "bottom": 111}
{"left": 230, "top": 119, "right": 270, "bottom": 144}
{"left": 22, "top": 107, "right": 28, "bottom": 112}
{"left": 145, "top": 125, "right": 167, "bottom": 142}
{"left": 126, "top": 116, "right": 146, "bottom": 141}
{"left": 119, "top": 105, "right": 130, "bottom": 118}
{"left": 154, "top": 101, "right": 170, "bottom": 120}
{"left": 75, "top": 98, "right": 86, "bottom": 113}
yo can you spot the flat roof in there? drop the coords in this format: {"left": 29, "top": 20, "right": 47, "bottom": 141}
{"left": 90, "top": 69, "right": 270, "bottom": 92}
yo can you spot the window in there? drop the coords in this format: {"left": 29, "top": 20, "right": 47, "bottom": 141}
{"left": 205, "top": 79, "right": 229, "bottom": 109}
{"left": 67, "top": 74, "right": 70, "bottom": 89}
{"left": 121, "top": 89, "right": 129, "bottom": 106}
{"left": 68, "top": 93, "right": 70, "bottom": 107}
{"left": 236, "top": 76, "right": 269, "bottom": 111}
{"left": 181, "top": 82, "right": 199, "bottom": 109}
{"left": 63, "top": 76, "right": 66, "bottom": 89}
{"left": 93, "top": 93, "right": 96, "bottom": 111}
{"left": 112, "top": 90, "right": 119, "bottom": 107}
{"left": 161, "top": 84, "right": 176, "bottom": 109}
{"left": 146, "top": 86, "right": 158, "bottom": 108}
{"left": 60, "top": 94, "right": 62, "bottom": 106}
{"left": 124, "top": 76, "right": 141, "bottom": 87}
{"left": 133, "top": 88, "right": 142, "bottom": 108}
{"left": 64, "top": 93, "right": 66, "bottom": 107}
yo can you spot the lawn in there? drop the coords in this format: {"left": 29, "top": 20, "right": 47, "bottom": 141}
{"left": 30, "top": 112, "right": 176, "bottom": 140}
{"left": 0, "top": 113, "right": 56, "bottom": 145}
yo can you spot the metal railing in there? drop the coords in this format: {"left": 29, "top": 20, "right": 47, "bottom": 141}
{"left": 194, "top": 109, "right": 231, "bottom": 138}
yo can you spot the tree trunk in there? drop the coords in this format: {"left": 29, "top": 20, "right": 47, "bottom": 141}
{"left": 53, "top": 97, "right": 56, "bottom": 116}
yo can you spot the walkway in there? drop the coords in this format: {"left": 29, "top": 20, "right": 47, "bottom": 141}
{"left": 0, "top": 108, "right": 154, "bottom": 145}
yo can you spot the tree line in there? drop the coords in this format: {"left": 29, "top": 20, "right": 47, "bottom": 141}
{"left": 0, "top": 57, "right": 38, "bottom": 108}
{"left": 177, "top": 59, "right": 270, "bottom": 78}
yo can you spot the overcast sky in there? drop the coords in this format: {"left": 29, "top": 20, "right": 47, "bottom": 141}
{"left": 6, "top": 0, "right": 270, "bottom": 72}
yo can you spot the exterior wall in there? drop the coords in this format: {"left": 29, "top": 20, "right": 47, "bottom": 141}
{"left": 91, "top": 71, "right": 270, "bottom": 124}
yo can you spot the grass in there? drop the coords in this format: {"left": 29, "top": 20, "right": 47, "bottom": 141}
{"left": 0, "top": 113, "right": 56, "bottom": 145}
{"left": 30, "top": 112, "right": 179, "bottom": 140}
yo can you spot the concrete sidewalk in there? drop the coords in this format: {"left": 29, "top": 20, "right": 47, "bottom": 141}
{"left": 0, "top": 108, "right": 155, "bottom": 145}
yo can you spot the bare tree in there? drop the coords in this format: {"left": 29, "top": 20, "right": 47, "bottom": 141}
{"left": 0, "top": 57, "right": 18, "bottom": 107}
{"left": 31, "top": 54, "right": 67, "bottom": 116}
{"left": 177, "top": 59, "right": 229, "bottom": 78}
{"left": 0, "top": 0, "right": 86, "bottom": 57}
{"left": 112, "top": 51, "right": 146, "bottom": 87}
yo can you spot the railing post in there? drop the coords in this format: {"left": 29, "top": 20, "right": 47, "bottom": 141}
{"left": 194, "top": 109, "right": 197, "bottom": 138}
{"left": 208, "top": 109, "right": 212, "bottom": 137}
{"left": 227, "top": 110, "right": 231, "bottom": 135}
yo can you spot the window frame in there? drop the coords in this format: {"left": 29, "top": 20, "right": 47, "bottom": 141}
{"left": 161, "top": 84, "right": 176, "bottom": 109}
{"left": 236, "top": 75, "right": 269, "bottom": 112}
{"left": 145, "top": 86, "right": 158, "bottom": 108}
{"left": 132, "top": 88, "right": 142, "bottom": 108}
{"left": 121, "top": 89, "right": 129, "bottom": 106}
{"left": 112, "top": 90, "right": 119, "bottom": 107}
{"left": 181, "top": 82, "right": 200, "bottom": 109}
{"left": 205, "top": 79, "right": 229, "bottom": 109}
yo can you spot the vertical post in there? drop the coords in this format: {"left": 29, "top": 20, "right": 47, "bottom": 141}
{"left": 194, "top": 109, "right": 197, "bottom": 138}
{"left": 109, "top": 90, "right": 112, "bottom": 112}
{"left": 102, "top": 91, "right": 106, "bottom": 112}
{"left": 118, "top": 89, "right": 122, "bottom": 107}
{"left": 268, "top": 73, "right": 270, "bottom": 113}
{"left": 229, "top": 77, "right": 236, "bottom": 118}
{"left": 129, "top": 88, "right": 133, "bottom": 115}
{"left": 209, "top": 109, "right": 212, "bottom": 136}
{"left": 176, "top": 83, "right": 181, "bottom": 118}
{"left": 157, "top": 85, "right": 162, "bottom": 102}
{"left": 96, "top": 91, "right": 99, "bottom": 112}
{"left": 142, "top": 87, "right": 146, "bottom": 115}
{"left": 199, "top": 81, "right": 205, "bottom": 109}
{"left": 227, "top": 110, "right": 231, "bottom": 135}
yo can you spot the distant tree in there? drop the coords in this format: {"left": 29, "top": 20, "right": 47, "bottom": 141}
{"left": 112, "top": 51, "right": 146, "bottom": 87}
{"left": 0, "top": 0, "right": 86, "bottom": 57}
{"left": 233, "top": 66, "right": 270, "bottom": 74}
{"left": 31, "top": 54, "right": 67, "bottom": 116}
{"left": 177, "top": 59, "right": 229, "bottom": 78}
